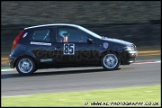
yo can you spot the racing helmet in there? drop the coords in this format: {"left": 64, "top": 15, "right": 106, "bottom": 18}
{"left": 59, "top": 30, "right": 69, "bottom": 37}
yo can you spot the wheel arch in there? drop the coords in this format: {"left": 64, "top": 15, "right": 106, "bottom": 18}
{"left": 14, "top": 55, "right": 38, "bottom": 68}
{"left": 99, "top": 50, "right": 121, "bottom": 65}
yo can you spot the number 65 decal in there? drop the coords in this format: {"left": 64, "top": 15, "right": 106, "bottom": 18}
{"left": 64, "top": 43, "right": 75, "bottom": 55}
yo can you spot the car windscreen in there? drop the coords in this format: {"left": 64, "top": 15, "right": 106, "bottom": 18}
{"left": 77, "top": 26, "right": 102, "bottom": 39}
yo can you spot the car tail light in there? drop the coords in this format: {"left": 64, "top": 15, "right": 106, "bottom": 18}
{"left": 12, "top": 30, "right": 24, "bottom": 50}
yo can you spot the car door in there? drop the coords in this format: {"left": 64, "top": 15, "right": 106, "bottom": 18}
{"left": 28, "top": 27, "right": 54, "bottom": 64}
{"left": 53, "top": 26, "right": 99, "bottom": 65}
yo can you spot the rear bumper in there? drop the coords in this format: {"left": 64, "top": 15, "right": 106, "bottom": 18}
{"left": 9, "top": 54, "right": 17, "bottom": 68}
{"left": 121, "top": 50, "right": 138, "bottom": 65}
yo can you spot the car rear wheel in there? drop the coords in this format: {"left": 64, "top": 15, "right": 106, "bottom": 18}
{"left": 16, "top": 57, "right": 36, "bottom": 75}
{"left": 102, "top": 53, "right": 120, "bottom": 70}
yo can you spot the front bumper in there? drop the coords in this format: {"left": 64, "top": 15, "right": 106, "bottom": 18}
{"left": 121, "top": 50, "right": 138, "bottom": 65}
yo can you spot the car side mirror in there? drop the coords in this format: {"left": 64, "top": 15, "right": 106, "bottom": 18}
{"left": 87, "top": 38, "right": 93, "bottom": 44}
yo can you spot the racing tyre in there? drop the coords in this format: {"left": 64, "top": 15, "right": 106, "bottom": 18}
{"left": 16, "top": 57, "right": 36, "bottom": 75}
{"left": 102, "top": 53, "right": 120, "bottom": 70}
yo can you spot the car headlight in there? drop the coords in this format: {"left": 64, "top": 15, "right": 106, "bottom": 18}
{"left": 124, "top": 46, "right": 135, "bottom": 51}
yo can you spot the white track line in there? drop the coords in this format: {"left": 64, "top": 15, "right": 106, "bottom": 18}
{"left": 1, "top": 68, "right": 16, "bottom": 71}
{"left": 133, "top": 61, "right": 161, "bottom": 64}
{"left": 2, "top": 94, "right": 32, "bottom": 98}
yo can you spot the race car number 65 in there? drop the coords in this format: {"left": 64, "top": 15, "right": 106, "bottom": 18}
{"left": 64, "top": 43, "right": 75, "bottom": 55}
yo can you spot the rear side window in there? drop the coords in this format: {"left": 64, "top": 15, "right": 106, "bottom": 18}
{"left": 30, "top": 29, "right": 51, "bottom": 42}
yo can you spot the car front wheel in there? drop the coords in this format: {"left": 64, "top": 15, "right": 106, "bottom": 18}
{"left": 16, "top": 57, "right": 36, "bottom": 75}
{"left": 102, "top": 53, "right": 120, "bottom": 70}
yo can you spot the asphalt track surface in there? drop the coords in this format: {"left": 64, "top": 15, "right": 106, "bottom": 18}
{"left": 1, "top": 63, "right": 161, "bottom": 96}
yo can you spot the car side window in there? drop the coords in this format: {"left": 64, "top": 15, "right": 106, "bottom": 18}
{"left": 30, "top": 29, "right": 51, "bottom": 42}
{"left": 57, "top": 28, "right": 88, "bottom": 43}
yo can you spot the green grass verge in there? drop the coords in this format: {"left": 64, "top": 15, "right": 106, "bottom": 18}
{"left": 2, "top": 85, "right": 161, "bottom": 107}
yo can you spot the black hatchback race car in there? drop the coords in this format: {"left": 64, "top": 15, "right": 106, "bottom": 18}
{"left": 9, "top": 24, "right": 138, "bottom": 75}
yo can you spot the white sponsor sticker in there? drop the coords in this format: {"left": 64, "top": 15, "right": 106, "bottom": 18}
{"left": 103, "top": 42, "right": 109, "bottom": 49}
{"left": 30, "top": 42, "right": 51, "bottom": 46}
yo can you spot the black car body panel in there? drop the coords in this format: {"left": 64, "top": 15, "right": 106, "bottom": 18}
{"left": 9, "top": 24, "right": 138, "bottom": 74}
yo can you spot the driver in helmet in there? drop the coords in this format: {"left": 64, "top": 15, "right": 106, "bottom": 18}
{"left": 59, "top": 30, "right": 69, "bottom": 42}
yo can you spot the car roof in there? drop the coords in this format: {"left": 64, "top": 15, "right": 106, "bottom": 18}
{"left": 24, "top": 23, "right": 80, "bottom": 30}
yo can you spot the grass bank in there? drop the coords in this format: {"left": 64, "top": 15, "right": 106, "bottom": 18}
{"left": 2, "top": 85, "right": 161, "bottom": 107}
